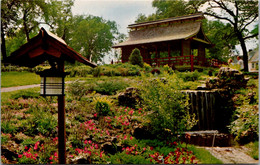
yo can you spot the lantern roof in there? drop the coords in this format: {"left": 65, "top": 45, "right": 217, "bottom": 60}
{"left": 7, "top": 27, "right": 97, "bottom": 68}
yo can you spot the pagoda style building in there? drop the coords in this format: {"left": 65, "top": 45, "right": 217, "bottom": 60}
{"left": 113, "top": 13, "right": 223, "bottom": 69}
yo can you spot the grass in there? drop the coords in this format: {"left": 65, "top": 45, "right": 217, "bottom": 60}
{"left": 1, "top": 87, "right": 40, "bottom": 102}
{"left": 245, "top": 141, "right": 259, "bottom": 160}
{"left": 1, "top": 72, "right": 41, "bottom": 87}
{"left": 184, "top": 144, "right": 223, "bottom": 164}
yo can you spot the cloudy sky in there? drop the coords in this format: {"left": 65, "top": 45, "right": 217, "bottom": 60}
{"left": 72, "top": 0, "right": 156, "bottom": 35}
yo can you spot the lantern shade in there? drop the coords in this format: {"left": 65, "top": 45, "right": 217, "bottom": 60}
{"left": 37, "top": 69, "right": 69, "bottom": 96}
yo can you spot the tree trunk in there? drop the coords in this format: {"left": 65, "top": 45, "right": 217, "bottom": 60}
{"left": 237, "top": 32, "right": 249, "bottom": 72}
{"left": 1, "top": 23, "right": 7, "bottom": 63}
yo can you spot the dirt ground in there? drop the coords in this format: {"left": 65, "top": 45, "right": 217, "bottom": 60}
{"left": 202, "top": 146, "right": 259, "bottom": 164}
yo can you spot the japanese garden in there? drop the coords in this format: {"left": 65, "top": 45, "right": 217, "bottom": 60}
{"left": 1, "top": 0, "right": 259, "bottom": 164}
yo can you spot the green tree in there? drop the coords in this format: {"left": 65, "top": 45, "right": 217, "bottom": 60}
{"left": 201, "top": 0, "right": 258, "bottom": 71}
{"left": 68, "top": 15, "right": 120, "bottom": 63}
{"left": 1, "top": 0, "right": 20, "bottom": 61}
{"left": 129, "top": 48, "right": 144, "bottom": 67}
{"left": 203, "top": 20, "right": 239, "bottom": 61}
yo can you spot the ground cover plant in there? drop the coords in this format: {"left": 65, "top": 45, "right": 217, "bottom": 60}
{"left": 1, "top": 64, "right": 258, "bottom": 164}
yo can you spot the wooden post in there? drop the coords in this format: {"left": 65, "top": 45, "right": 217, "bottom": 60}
{"left": 57, "top": 61, "right": 66, "bottom": 164}
{"left": 168, "top": 43, "right": 171, "bottom": 65}
{"left": 191, "top": 54, "right": 194, "bottom": 72}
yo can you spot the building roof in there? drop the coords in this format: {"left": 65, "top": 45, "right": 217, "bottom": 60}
{"left": 249, "top": 49, "right": 259, "bottom": 63}
{"left": 7, "top": 27, "right": 97, "bottom": 68}
{"left": 113, "top": 20, "right": 211, "bottom": 48}
{"left": 128, "top": 13, "right": 204, "bottom": 29}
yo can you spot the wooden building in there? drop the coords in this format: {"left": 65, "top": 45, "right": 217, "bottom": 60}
{"left": 113, "top": 13, "right": 222, "bottom": 68}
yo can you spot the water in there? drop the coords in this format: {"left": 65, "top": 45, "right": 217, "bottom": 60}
{"left": 184, "top": 90, "right": 221, "bottom": 131}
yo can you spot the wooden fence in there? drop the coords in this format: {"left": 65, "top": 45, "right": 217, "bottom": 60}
{"left": 143, "top": 55, "right": 226, "bottom": 71}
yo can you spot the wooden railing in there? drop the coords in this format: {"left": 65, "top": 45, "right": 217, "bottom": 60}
{"left": 143, "top": 55, "right": 226, "bottom": 71}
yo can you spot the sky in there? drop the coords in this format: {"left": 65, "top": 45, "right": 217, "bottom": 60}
{"left": 72, "top": 0, "right": 156, "bottom": 35}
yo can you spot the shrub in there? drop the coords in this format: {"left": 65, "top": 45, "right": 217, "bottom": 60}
{"left": 93, "top": 67, "right": 101, "bottom": 77}
{"left": 177, "top": 70, "right": 201, "bottom": 82}
{"left": 137, "top": 73, "right": 191, "bottom": 140}
{"left": 67, "top": 80, "right": 88, "bottom": 100}
{"left": 66, "top": 65, "right": 93, "bottom": 77}
{"left": 143, "top": 63, "right": 152, "bottom": 72}
{"left": 229, "top": 102, "right": 258, "bottom": 143}
{"left": 129, "top": 48, "right": 144, "bottom": 67}
{"left": 93, "top": 80, "right": 129, "bottom": 95}
{"left": 93, "top": 97, "right": 113, "bottom": 116}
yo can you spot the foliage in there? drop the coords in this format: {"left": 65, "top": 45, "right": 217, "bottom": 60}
{"left": 93, "top": 97, "right": 113, "bottom": 116}
{"left": 68, "top": 15, "right": 120, "bottom": 63}
{"left": 92, "top": 66, "right": 102, "bottom": 77}
{"left": 129, "top": 48, "right": 144, "bottom": 67}
{"left": 201, "top": 0, "right": 258, "bottom": 72}
{"left": 10, "top": 90, "right": 40, "bottom": 100}
{"left": 229, "top": 102, "right": 258, "bottom": 143}
{"left": 245, "top": 141, "right": 259, "bottom": 160}
{"left": 67, "top": 80, "right": 88, "bottom": 100}
{"left": 203, "top": 20, "right": 238, "bottom": 62}
{"left": 65, "top": 65, "right": 93, "bottom": 77}
{"left": 137, "top": 73, "right": 191, "bottom": 139}
{"left": 176, "top": 70, "right": 201, "bottom": 82}
{"left": 93, "top": 80, "right": 129, "bottom": 95}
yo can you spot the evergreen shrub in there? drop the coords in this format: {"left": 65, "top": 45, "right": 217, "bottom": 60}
{"left": 129, "top": 48, "right": 144, "bottom": 67}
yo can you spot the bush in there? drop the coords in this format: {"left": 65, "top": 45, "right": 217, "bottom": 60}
{"left": 137, "top": 73, "right": 191, "bottom": 140}
{"left": 129, "top": 48, "right": 144, "bottom": 67}
{"left": 93, "top": 66, "right": 101, "bottom": 77}
{"left": 93, "top": 80, "right": 129, "bottom": 95}
{"left": 229, "top": 102, "right": 258, "bottom": 143}
{"left": 177, "top": 70, "right": 201, "bottom": 82}
{"left": 93, "top": 97, "right": 113, "bottom": 116}
{"left": 66, "top": 65, "right": 93, "bottom": 77}
{"left": 67, "top": 80, "right": 88, "bottom": 100}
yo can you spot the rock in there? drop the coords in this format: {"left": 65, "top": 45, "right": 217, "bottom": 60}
{"left": 72, "top": 157, "right": 91, "bottom": 164}
{"left": 101, "top": 142, "right": 118, "bottom": 155}
{"left": 206, "top": 67, "right": 249, "bottom": 89}
{"left": 118, "top": 87, "right": 141, "bottom": 108}
{"left": 1, "top": 147, "right": 18, "bottom": 161}
{"left": 133, "top": 126, "right": 154, "bottom": 139}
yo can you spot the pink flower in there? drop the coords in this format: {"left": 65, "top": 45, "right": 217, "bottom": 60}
{"left": 128, "top": 110, "right": 134, "bottom": 115}
{"left": 100, "top": 151, "right": 104, "bottom": 158}
{"left": 88, "top": 140, "right": 92, "bottom": 144}
{"left": 18, "top": 155, "right": 22, "bottom": 158}
{"left": 124, "top": 135, "right": 127, "bottom": 140}
{"left": 130, "top": 136, "right": 133, "bottom": 140}
{"left": 54, "top": 152, "right": 58, "bottom": 158}
{"left": 94, "top": 113, "right": 97, "bottom": 117}
{"left": 34, "top": 153, "right": 38, "bottom": 157}
{"left": 49, "top": 156, "right": 53, "bottom": 160}
{"left": 25, "top": 146, "right": 28, "bottom": 150}
{"left": 143, "top": 147, "right": 146, "bottom": 151}
{"left": 69, "top": 155, "right": 74, "bottom": 158}
{"left": 95, "top": 144, "right": 98, "bottom": 149}
{"left": 84, "top": 140, "right": 88, "bottom": 144}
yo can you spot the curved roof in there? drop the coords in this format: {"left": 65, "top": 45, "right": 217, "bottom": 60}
{"left": 113, "top": 21, "right": 211, "bottom": 48}
{"left": 7, "top": 27, "right": 97, "bottom": 68}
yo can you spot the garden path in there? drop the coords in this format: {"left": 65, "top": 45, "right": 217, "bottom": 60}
{"left": 1, "top": 81, "right": 76, "bottom": 92}
{"left": 202, "top": 146, "right": 259, "bottom": 164}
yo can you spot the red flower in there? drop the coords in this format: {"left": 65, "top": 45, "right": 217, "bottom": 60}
{"left": 150, "top": 146, "right": 154, "bottom": 150}
{"left": 18, "top": 155, "right": 22, "bottom": 158}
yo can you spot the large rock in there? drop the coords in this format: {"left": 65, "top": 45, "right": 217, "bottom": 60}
{"left": 118, "top": 87, "right": 141, "bottom": 108}
{"left": 206, "top": 67, "right": 249, "bottom": 89}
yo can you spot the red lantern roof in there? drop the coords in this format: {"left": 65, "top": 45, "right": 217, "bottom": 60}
{"left": 7, "top": 27, "right": 97, "bottom": 68}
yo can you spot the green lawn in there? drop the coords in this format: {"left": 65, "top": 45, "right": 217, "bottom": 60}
{"left": 1, "top": 72, "right": 41, "bottom": 88}
{"left": 1, "top": 71, "right": 93, "bottom": 88}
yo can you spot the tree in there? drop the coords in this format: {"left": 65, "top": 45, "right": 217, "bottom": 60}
{"left": 203, "top": 20, "right": 239, "bottom": 61}
{"left": 201, "top": 0, "right": 258, "bottom": 71}
{"left": 1, "top": 0, "right": 20, "bottom": 61}
{"left": 68, "top": 15, "right": 120, "bottom": 63}
{"left": 129, "top": 48, "right": 144, "bottom": 67}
